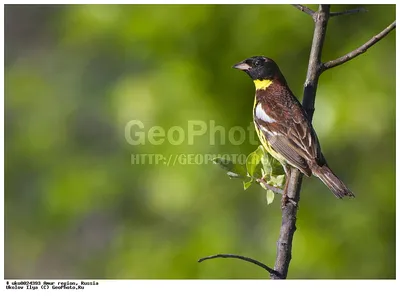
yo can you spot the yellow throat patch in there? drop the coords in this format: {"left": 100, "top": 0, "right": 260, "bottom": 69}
{"left": 254, "top": 79, "right": 273, "bottom": 90}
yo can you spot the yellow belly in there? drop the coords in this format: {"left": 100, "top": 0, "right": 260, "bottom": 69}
{"left": 253, "top": 96, "right": 287, "bottom": 167}
{"left": 254, "top": 121, "right": 286, "bottom": 164}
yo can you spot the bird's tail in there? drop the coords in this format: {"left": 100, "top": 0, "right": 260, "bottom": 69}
{"left": 312, "top": 165, "right": 355, "bottom": 198}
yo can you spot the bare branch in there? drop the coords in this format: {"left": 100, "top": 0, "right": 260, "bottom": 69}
{"left": 198, "top": 254, "right": 282, "bottom": 278}
{"left": 292, "top": 4, "right": 315, "bottom": 17}
{"left": 323, "top": 21, "right": 396, "bottom": 70}
{"left": 330, "top": 8, "right": 367, "bottom": 17}
{"left": 271, "top": 4, "right": 331, "bottom": 280}
{"left": 301, "top": 5, "right": 330, "bottom": 119}
{"left": 256, "top": 179, "right": 284, "bottom": 195}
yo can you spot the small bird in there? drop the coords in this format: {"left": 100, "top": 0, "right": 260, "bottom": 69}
{"left": 233, "top": 56, "right": 354, "bottom": 206}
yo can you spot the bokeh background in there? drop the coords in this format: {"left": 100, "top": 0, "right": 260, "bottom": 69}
{"left": 4, "top": 4, "right": 395, "bottom": 279}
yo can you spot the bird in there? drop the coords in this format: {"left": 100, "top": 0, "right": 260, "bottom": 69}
{"left": 233, "top": 56, "right": 354, "bottom": 206}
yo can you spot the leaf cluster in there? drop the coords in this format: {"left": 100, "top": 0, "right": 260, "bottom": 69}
{"left": 213, "top": 145, "right": 286, "bottom": 204}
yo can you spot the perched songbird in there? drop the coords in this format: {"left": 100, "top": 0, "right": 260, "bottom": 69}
{"left": 233, "top": 56, "right": 354, "bottom": 205}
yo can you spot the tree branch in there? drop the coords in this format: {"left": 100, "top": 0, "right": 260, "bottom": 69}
{"left": 291, "top": 4, "right": 315, "bottom": 17}
{"left": 301, "top": 5, "right": 330, "bottom": 120}
{"left": 271, "top": 4, "right": 331, "bottom": 280}
{"left": 330, "top": 8, "right": 367, "bottom": 17}
{"left": 198, "top": 254, "right": 282, "bottom": 278}
{"left": 256, "top": 178, "right": 284, "bottom": 195}
{"left": 323, "top": 21, "right": 396, "bottom": 70}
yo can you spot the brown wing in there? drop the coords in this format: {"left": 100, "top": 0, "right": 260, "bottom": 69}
{"left": 255, "top": 119, "right": 312, "bottom": 176}
{"left": 254, "top": 87, "right": 322, "bottom": 176}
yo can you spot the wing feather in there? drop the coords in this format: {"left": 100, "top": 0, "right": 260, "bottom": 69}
{"left": 254, "top": 101, "right": 317, "bottom": 176}
{"left": 255, "top": 120, "right": 312, "bottom": 176}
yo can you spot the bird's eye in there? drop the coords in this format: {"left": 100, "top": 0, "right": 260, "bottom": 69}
{"left": 254, "top": 60, "right": 262, "bottom": 67}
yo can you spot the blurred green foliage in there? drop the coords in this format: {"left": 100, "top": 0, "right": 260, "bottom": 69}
{"left": 5, "top": 4, "right": 395, "bottom": 279}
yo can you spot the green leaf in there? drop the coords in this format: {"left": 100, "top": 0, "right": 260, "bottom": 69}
{"left": 266, "top": 189, "right": 275, "bottom": 205}
{"left": 246, "top": 146, "right": 264, "bottom": 178}
{"left": 213, "top": 157, "right": 247, "bottom": 179}
{"left": 259, "top": 181, "right": 267, "bottom": 190}
{"left": 268, "top": 174, "right": 286, "bottom": 187}
{"left": 243, "top": 179, "right": 253, "bottom": 190}
{"left": 270, "top": 157, "right": 285, "bottom": 175}
{"left": 261, "top": 150, "right": 273, "bottom": 177}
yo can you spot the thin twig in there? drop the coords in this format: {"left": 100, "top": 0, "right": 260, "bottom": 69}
{"left": 330, "top": 8, "right": 367, "bottom": 17}
{"left": 256, "top": 179, "right": 284, "bottom": 195}
{"left": 323, "top": 21, "right": 396, "bottom": 70}
{"left": 291, "top": 4, "right": 315, "bottom": 17}
{"left": 198, "top": 254, "right": 282, "bottom": 278}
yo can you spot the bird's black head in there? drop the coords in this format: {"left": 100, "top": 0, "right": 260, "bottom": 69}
{"left": 233, "top": 56, "right": 282, "bottom": 81}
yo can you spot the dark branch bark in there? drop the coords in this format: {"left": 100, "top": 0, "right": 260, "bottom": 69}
{"left": 322, "top": 21, "right": 396, "bottom": 71}
{"left": 271, "top": 4, "right": 331, "bottom": 280}
{"left": 271, "top": 169, "right": 303, "bottom": 279}
{"left": 291, "top": 4, "right": 315, "bottom": 16}
{"left": 301, "top": 5, "right": 330, "bottom": 119}
{"left": 330, "top": 8, "right": 367, "bottom": 17}
{"left": 198, "top": 254, "right": 282, "bottom": 278}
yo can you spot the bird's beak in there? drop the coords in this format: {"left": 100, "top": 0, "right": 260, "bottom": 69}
{"left": 232, "top": 61, "right": 251, "bottom": 71}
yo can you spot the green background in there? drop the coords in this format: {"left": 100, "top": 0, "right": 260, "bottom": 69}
{"left": 5, "top": 4, "right": 395, "bottom": 279}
